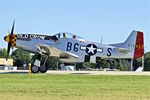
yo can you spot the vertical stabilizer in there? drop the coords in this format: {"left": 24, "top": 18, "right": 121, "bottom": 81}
{"left": 124, "top": 31, "right": 144, "bottom": 58}
{"left": 111, "top": 31, "right": 144, "bottom": 58}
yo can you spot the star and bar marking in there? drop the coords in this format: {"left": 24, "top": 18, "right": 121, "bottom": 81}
{"left": 80, "top": 44, "right": 103, "bottom": 55}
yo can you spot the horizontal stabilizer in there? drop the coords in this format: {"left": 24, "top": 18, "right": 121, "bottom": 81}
{"left": 114, "top": 47, "right": 131, "bottom": 53}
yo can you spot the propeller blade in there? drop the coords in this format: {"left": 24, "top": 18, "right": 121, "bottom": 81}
{"left": 6, "top": 43, "right": 11, "bottom": 61}
{"left": 11, "top": 20, "right": 15, "bottom": 34}
{"left": 6, "top": 20, "right": 15, "bottom": 61}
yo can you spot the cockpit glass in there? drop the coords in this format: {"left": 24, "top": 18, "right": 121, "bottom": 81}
{"left": 53, "top": 32, "right": 84, "bottom": 40}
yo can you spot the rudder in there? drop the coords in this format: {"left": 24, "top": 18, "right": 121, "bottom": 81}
{"left": 134, "top": 31, "right": 144, "bottom": 59}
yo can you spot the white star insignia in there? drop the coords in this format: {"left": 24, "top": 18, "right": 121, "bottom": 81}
{"left": 87, "top": 45, "right": 96, "bottom": 54}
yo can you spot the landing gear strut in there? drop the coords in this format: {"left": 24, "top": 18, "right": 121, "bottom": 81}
{"left": 31, "top": 54, "right": 49, "bottom": 73}
{"left": 40, "top": 55, "right": 49, "bottom": 73}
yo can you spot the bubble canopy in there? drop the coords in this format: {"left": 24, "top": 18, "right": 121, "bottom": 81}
{"left": 53, "top": 32, "right": 84, "bottom": 40}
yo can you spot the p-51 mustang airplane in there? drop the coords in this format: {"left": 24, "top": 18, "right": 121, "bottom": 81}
{"left": 4, "top": 21, "right": 144, "bottom": 73}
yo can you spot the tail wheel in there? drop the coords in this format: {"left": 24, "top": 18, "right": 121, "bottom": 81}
{"left": 40, "top": 65, "right": 48, "bottom": 73}
{"left": 31, "top": 66, "right": 39, "bottom": 73}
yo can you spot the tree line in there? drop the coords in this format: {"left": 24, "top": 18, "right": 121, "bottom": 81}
{"left": 0, "top": 48, "right": 150, "bottom": 71}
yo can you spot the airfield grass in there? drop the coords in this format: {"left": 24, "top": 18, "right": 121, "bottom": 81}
{"left": 0, "top": 74, "right": 150, "bottom": 100}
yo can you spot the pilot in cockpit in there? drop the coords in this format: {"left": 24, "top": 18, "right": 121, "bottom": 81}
{"left": 73, "top": 35, "right": 76, "bottom": 39}
{"left": 63, "top": 33, "right": 66, "bottom": 38}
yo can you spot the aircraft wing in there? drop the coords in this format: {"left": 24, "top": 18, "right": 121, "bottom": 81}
{"left": 36, "top": 44, "right": 79, "bottom": 58}
{"left": 59, "top": 52, "right": 79, "bottom": 58}
{"left": 114, "top": 47, "right": 131, "bottom": 53}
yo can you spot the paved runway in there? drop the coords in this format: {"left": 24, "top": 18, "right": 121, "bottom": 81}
{"left": 0, "top": 70, "right": 150, "bottom": 75}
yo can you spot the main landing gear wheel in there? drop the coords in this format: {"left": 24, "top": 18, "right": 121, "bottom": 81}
{"left": 31, "top": 65, "right": 39, "bottom": 73}
{"left": 40, "top": 65, "right": 48, "bottom": 73}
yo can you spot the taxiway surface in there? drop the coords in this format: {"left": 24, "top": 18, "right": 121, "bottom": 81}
{"left": 0, "top": 70, "right": 150, "bottom": 75}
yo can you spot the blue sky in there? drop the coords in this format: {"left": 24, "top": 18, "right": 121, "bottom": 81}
{"left": 0, "top": 0, "right": 150, "bottom": 52}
